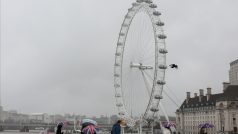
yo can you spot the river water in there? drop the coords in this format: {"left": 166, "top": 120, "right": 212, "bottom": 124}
{"left": 0, "top": 130, "right": 41, "bottom": 134}
{"left": 0, "top": 130, "right": 110, "bottom": 134}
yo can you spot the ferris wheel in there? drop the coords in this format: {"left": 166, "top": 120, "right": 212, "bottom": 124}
{"left": 114, "top": 0, "right": 167, "bottom": 127}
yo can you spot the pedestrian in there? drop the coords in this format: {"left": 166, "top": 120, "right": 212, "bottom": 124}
{"left": 56, "top": 122, "right": 64, "bottom": 134}
{"left": 82, "top": 124, "right": 97, "bottom": 134}
{"left": 111, "top": 120, "right": 124, "bottom": 134}
{"left": 81, "top": 119, "right": 97, "bottom": 134}
{"left": 199, "top": 128, "right": 206, "bottom": 134}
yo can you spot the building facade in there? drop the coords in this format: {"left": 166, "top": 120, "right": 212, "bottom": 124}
{"left": 215, "top": 85, "right": 238, "bottom": 133}
{"left": 230, "top": 59, "right": 238, "bottom": 85}
{"left": 0, "top": 0, "right": 2, "bottom": 122}
{"left": 1, "top": 110, "right": 29, "bottom": 123}
{"left": 176, "top": 85, "right": 238, "bottom": 134}
{"left": 29, "top": 113, "right": 50, "bottom": 123}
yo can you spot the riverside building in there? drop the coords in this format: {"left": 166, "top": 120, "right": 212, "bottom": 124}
{"left": 176, "top": 59, "right": 238, "bottom": 134}
{"left": 230, "top": 59, "right": 238, "bottom": 85}
{"left": 176, "top": 84, "right": 238, "bottom": 134}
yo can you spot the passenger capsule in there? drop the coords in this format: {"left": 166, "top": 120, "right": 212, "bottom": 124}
{"left": 153, "top": 11, "right": 161, "bottom": 16}
{"left": 147, "top": 118, "right": 154, "bottom": 122}
{"left": 149, "top": 4, "right": 157, "bottom": 8}
{"left": 128, "top": 8, "right": 135, "bottom": 12}
{"left": 159, "top": 65, "right": 167, "bottom": 69}
{"left": 119, "top": 112, "right": 125, "bottom": 115}
{"left": 154, "top": 94, "right": 163, "bottom": 99}
{"left": 132, "top": 2, "right": 140, "bottom": 7}
{"left": 116, "top": 103, "right": 123, "bottom": 107}
{"left": 117, "top": 42, "right": 123, "bottom": 46}
{"left": 114, "top": 74, "right": 120, "bottom": 77}
{"left": 156, "top": 21, "right": 164, "bottom": 26}
{"left": 122, "top": 24, "right": 129, "bottom": 27}
{"left": 150, "top": 107, "right": 159, "bottom": 112}
{"left": 157, "top": 80, "right": 166, "bottom": 85}
{"left": 119, "top": 33, "right": 125, "bottom": 36}
{"left": 158, "top": 34, "right": 167, "bottom": 39}
{"left": 125, "top": 15, "right": 131, "bottom": 19}
{"left": 115, "top": 53, "right": 121, "bottom": 56}
{"left": 114, "top": 63, "right": 120, "bottom": 67}
{"left": 114, "top": 84, "right": 120, "bottom": 88}
{"left": 115, "top": 93, "right": 121, "bottom": 97}
{"left": 145, "top": 0, "right": 152, "bottom": 4}
{"left": 159, "top": 49, "right": 168, "bottom": 54}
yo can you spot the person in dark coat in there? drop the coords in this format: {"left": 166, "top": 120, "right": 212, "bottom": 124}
{"left": 111, "top": 120, "right": 123, "bottom": 134}
{"left": 56, "top": 122, "right": 64, "bottom": 134}
{"left": 200, "top": 128, "right": 206, "bottom": 134}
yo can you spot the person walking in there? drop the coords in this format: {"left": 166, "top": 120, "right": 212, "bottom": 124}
{"left": 111, "top": 120, "right": 124, "bottom": 134}
{"left": 56, "top": 122, "right": 64, "bottom": 134}
{"left": 81, "top": 119, "right": 97, "bottom": 134}
{"left": 82, "top": 124, "right": 97, "bottom": 134}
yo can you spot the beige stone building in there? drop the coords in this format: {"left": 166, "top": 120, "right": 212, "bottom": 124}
{"left": 230, "top": 59, "right": 238, "bottom": 85}
{"left": 176, "top": 85, "right": 238, "bottom": 134}
{"left": 215, "top": 85, "right": 238, "bottom": 133}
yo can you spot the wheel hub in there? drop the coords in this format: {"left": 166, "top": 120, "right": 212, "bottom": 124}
{"left": 130, "top": 62, "right": 153, "bottom": 70}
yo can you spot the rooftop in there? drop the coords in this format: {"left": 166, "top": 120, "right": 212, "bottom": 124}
{"left": 217, "top": 85, "right": 238, "bottom": 101}
{"left": 178, "top": 85, "right": 238, "bottom": 110}
{"left": 230, "top": 59, "right": 238, "bottom": 66}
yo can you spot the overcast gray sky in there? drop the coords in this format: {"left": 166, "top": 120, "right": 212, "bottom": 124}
{"left": 0, "top": 0, "right": 238, "bottom": 117}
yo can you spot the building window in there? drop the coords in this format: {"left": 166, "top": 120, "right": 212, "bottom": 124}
{"left": 233, "top": 118, "right": 236, "bottom": 126}
{"left": 234, "top": 127, "right": 237, "bottom": 133}
{"left": 237, "top": 72, "right": 238, "bottom": 81}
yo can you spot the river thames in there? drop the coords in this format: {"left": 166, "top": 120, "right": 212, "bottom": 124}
{"left": 0, "top": 130, "right": 111, "bottom": 134}
{"left": 0, "top": 130, "right": 42, "bottom": 134}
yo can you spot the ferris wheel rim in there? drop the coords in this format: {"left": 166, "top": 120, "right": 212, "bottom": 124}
{"left": 114, "top": 1, "right": 167, "bottom": 126}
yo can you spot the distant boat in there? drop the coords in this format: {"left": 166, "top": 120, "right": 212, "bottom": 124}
{"left": 35, "top": 127, "right": 45, "bottom": 130}
{"left": 39, "top": 128, "right": 55, "bottom": 134}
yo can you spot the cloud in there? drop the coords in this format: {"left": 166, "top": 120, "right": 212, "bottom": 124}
{"left": 1, "top": 0, "right": 238, "bottom": 116}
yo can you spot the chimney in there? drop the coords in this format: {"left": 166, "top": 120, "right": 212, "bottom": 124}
{"left": 206, "top": 87, "right": 211, "bottom": 101}
{"left": 194, "top": 93, "right": 198, "bottom": 97}
{"left": 223, "top": 82, "right": 230, "bottom": 92}
{"left": 199, "top": 89, "right": 204, "bottom": 102}
{"left": 186, "top": 92, "right": 190, "bottom": 103}
{"left": 199, "top": 89, "right": 204, "bottom": 96}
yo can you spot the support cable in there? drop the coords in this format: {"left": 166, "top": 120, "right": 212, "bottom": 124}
{"left": 165, "top": 85, "right": 182, "bottom": 104}
{"left": 141, "top": 70, "right": 151, "bottom": 96}
{"left": 163, "top": 90, "right": 180, "bottom": 108}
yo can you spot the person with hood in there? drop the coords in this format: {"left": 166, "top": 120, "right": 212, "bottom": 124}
{"left": 81, "top": 119, "right": 97, "bottom": 134}
{"left": 81, "top": 124, "right": 97, "bottom": 134}
{"left": 56, "top": 122, "right": 64, "bottom": 134}
{"left": 111, "top": 120, "right": 124, "bottom": 134}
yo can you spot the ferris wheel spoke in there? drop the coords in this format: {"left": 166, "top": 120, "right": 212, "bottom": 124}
{"left": 140, "top": 43, "right": 154, "bottom": 61}
{"left": 140, "top": 70, "right": 152, "bottom": 96}
{"left": 140, "top": 15, "right": 153, "bottom": 61}
{"left": 123, "top": 70, "right": 137, "bottom": 116}
{"left": 140, "top": 45, "right": 155, "bottom": 59}
{"left": 141, "top": 49, "right": 155, "bottom": 62}
{"left": 143, "top": 69, "right": 154, "bottom": 81}
{"left": 159, "top": 102, "right": 170, "bottom": 122}
{"left": 140, "top": 34, "right": 154, "bottom": 60}
{"left": 142, "top": 54, "right": 155, "bottom": 63}
{"left": 137, "top": 14, "right": 147, "bottom": 58}
{"left": 140, "top": 40, "right": 154, "bottom": 61}
{"left": 131, "top": 14, "right": 144, "bottom": 61}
